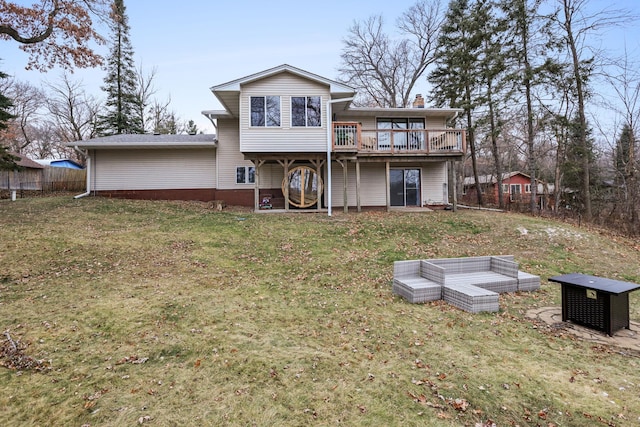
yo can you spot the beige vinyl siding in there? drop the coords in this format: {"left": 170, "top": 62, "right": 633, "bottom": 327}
{"left": 217, "top": 118, "right": 285, "bottom": 190}
{"left": 422, "top": 162, "right": 448, "bottom": 204}
{"left": 426, "top": 116, "right": 447, "bottom": 127}
{"left": 92, "top": 149, "right": 215, "bottom": 190}
{"left": 327, "top": 162, "right": 448, "bottom": 207}
{"left": 240, "top": 73, "right": 330, "bottom": 152}
{"left": 328, "top": 163, "right": 385, "bottom": 207}
{"left": 334, "top": 115, "right": 375, "bottom": 129}
{"left": 257, "top": 164, "right": 284, "bottom": 189}
{"left": 217, "top": 118, "right": 249, "bottom": 189}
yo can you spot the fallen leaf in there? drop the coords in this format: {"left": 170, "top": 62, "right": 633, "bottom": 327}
{"left": 451, "top": 398, "right": 469, "bottom": 411}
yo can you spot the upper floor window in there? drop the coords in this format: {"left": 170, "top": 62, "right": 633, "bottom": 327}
{"left": 291, "top": 96, "right": 321, "bottom": 127}
{"left": 251, "top": 96, "right": 280, "bottom": 127}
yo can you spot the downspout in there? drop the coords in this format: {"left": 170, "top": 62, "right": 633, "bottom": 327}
{"left": 326, "top": 97, "right": 354, "bottom": 217}
{"left": 73, "top": 146, "right": 91, "bottom": 199}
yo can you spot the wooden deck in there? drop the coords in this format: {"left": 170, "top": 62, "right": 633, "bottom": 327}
{"left": 333, "top": 122, "right": 465, "bottom": 157}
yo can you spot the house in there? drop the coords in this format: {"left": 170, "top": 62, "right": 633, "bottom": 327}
{"left": 69, "top": 64, "right": 465, "bottom": 212}
{"left": 0, "top": 151, "right": 45, "bottom": 191}
{"left": 462, "top": 171, "right": 554, "bottom": 209}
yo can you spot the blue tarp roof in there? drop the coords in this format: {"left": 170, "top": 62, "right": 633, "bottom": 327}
{"left": 34, "top": 159, "right": 84, "bottom": 169}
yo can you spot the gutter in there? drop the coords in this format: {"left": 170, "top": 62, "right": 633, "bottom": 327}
{"left": 72, "top": 146, "right": 91, "bottom": 199}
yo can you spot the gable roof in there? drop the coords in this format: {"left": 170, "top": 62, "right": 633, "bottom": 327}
{"left": 463, "top": 171, "right": 530, "bottom": 186}
{"left": 8, "top": 152, "right": 45, "bottom": 169}
{"left": 68, "top": 134, "right": 217, "bottom": 150}
{"left": 210, "top": 64, "right": 356, "bottom": 117}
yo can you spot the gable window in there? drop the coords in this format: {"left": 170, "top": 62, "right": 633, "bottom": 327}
{"left": 236, "top": 166, "right": 255, "bottom": 184}
{"left": 251, "top": 96, "right": 280, "bottom": 127}
{"left": 291, "top": 96, "right": 321, "bottom": 127}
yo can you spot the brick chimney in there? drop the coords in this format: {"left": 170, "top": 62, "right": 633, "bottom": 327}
{"left": 412, "top": 94, "right": 425, "bottom": 108}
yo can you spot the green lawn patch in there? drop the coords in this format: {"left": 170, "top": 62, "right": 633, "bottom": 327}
{"left": 1, "top": 197, "right": 639, "bottom": 426}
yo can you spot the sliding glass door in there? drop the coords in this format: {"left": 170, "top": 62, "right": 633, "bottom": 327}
{"left": 390, "top": 168, "right": 421, "bottom": 207}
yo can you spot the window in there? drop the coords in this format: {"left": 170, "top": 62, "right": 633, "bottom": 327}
{"left": 236, "top": 166, "right": 255, "bottom": 184}
{"left": 502, "top": 184, "right": 509, "bottom": 193}
{"left": 376, "top": 118, "right": 425, "bottom": 150}
{"left": 251, "top": 96, "right": 280, "bottom": 127}
{"left": 524, "top": 184, "right": 531, "bottom": 193}
{"left": 291, "top": 96, "right": 321, "bottom": 127}
{"left": 510, "top": 184, "right": 521, "bottom": 201}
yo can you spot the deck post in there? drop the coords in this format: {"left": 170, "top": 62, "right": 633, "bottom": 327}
{"left": 342, "top": 160, "right": 348, "bottom": 213}
{"left": 385, "top": 161, "right": 390, "bottom": 212}
{"left": 451, "top": 160, "right": 458, "bottom": 212}
{"left": 312, "top": 158, "right": 323, "bottom": 212}
{"left": 253, "top": 159, "right": 259, "bottom": 212}
{"left": 278, "top": 159, "right": 292, "bottom": 211}
{"left": 356, "top": 160, "right": 361, "bottom": 212}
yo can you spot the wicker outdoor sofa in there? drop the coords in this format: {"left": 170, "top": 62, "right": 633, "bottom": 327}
{"left": 392, "top": 255, "right": 540, "bottom": 313}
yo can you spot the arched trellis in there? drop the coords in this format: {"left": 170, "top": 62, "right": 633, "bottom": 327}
{"left": 282, "top": 165, "right": 324, "bottom": 208}
{"left": 251, "top": 157, "right": 325, "bottom": 211}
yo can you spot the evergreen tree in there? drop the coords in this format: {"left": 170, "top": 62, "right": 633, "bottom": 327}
{"left": 474, "top": 0, "right": 510, "bottom": 208}
{"left": 0, "top": 67, "right": 19, "bottom": 170}
{"left": 97, "top": 0, "right": 142, "bottom": 135}
{"left": 614, "top": 124, "right": 634, "bottom": 184}
{"left": 186, "top": 120, "right": 198, "bottom": 135}
{"left": 562, "top": 114, "right": 599, "bottom": 212}
{"left": 429, "top": 0, "right": 484, "bottom": 205}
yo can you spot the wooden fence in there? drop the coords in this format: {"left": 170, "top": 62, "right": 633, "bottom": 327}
{"left": 0, "top": 168, "right": 86, "bottom": 192}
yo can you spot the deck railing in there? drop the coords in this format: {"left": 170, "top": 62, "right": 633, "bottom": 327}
{"left": 333, "top": 122, "right": 466, "bottom": 155}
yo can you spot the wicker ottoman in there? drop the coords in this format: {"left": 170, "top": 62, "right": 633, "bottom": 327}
{"left": 517, "top": 271, "right": 541, "bottom": 291}
{"left": 393, "top": 277, "right": 442, "bottom": 303}
{"left": 443, "top": 284, "right": 499, "bottom": 313}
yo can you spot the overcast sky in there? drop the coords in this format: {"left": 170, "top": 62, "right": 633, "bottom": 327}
{"left": 2, "top": 0, "right": 639, "bottom": 135}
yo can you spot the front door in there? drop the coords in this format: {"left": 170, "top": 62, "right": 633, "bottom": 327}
{"left": 390, "top": 168, "right": 421, "bottom": 207}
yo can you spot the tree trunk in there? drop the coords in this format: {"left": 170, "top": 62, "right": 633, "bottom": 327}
{"left": 563, "top": 0, "right": 591, "bottom": 220}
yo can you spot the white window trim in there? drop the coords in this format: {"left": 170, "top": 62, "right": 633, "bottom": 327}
{"left": 236, "top": 166, "right": 255, "bottom": 184}
{"left": 250, "top": 96, "right": 281, "bottom": 127}
{"left": 290, "top": 96, "right": 322, "bottom": 127}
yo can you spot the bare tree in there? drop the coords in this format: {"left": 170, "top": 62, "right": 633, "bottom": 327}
{"left": 0, "top": 0, "right": 108, "bottom": 70}
{"left": 338, "top": 0, "right": 443, "bottom": 107}
{"left": 3, "top": 79, "right": 44, "bottom": 154}
{"left": 599, "top": 49, "right": 640, "bottom": 233}
{"left": 148, "top": 97, "right": 182, "bottom": 134}
{"left": 135, "top": 64, "right": 157, "bottom": 133}
{"left": 548, "top": 0, "right": 634, "bottom": 220}
{"left": 44, "top": 73, "right": 101, "bottom": 143}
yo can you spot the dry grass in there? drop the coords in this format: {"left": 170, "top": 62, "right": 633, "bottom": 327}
{"left": 1, "top": 196, "right": 639, "bottom": 426}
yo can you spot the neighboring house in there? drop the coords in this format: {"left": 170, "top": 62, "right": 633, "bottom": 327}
{"left": 462, "top": 171, "right": 554, "bottom": 209}
{"left": 0, "top": 152, "right": 45, "bottom": 191}
{"left": 34, "top": 158, "right": 84, "bottom": 169}
{"left": 69, "top": 64, "right": 465, "bottom": 212}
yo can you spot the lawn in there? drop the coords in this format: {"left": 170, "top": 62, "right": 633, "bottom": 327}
{"left": 1, "top": 197, "right": 639, "bottom": 426}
